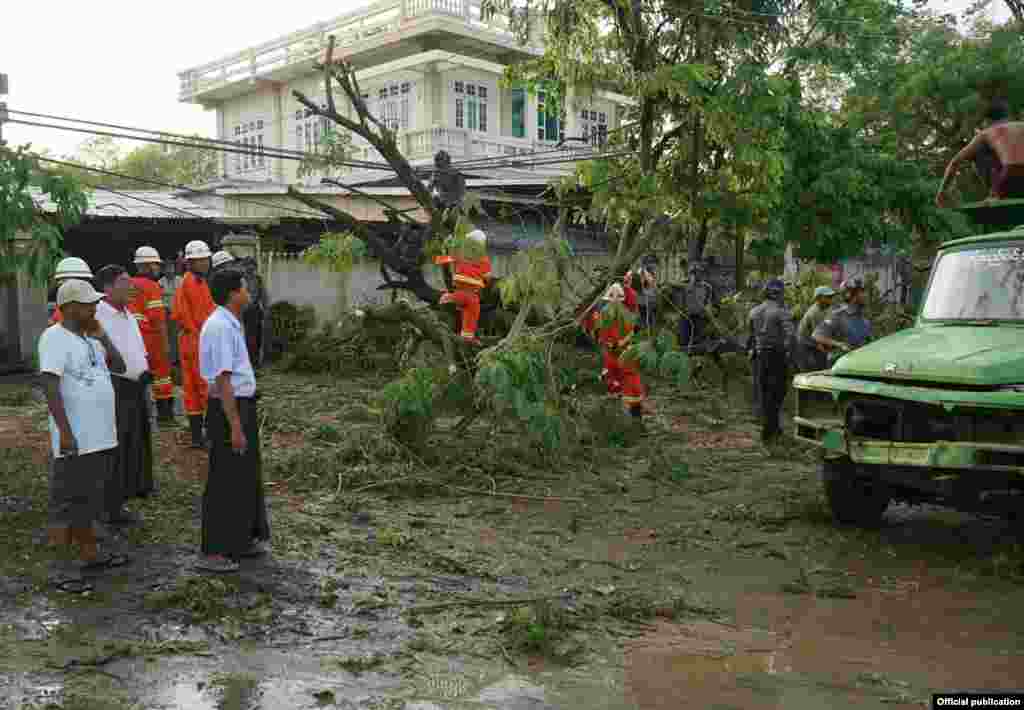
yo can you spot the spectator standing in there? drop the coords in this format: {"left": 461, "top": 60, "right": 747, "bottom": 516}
{"left": 39, "top": 280, "right": 131, "bottom": 593}
{"left": 96, "top": 265, "right": 155, "bottom": 518}
{"left": 196, "top": 269, "right": 270, "bottom": 572}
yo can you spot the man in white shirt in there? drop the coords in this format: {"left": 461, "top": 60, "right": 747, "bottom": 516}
{"left": 196, "top": 268, "right": 270, "bottom": 573}
{"left": 39, "top": 279, "right": 131, "bottom": 593}
{"left": 96, "top": 265, "right": 155, "bottom": 526}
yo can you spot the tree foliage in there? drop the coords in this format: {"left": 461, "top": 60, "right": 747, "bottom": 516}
{"left": 54, "top": 135, "right": 221, "bottom": 188}
{"left": 0, "top": 145, "right": 88, "bottom": 285}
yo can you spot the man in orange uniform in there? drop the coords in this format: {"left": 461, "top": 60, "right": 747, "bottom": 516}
{"left": 171, "top": 240, "right": 215, "bottom": 448}
{"left": 434, "top": 229, "right": 491, "bottom": 345}
{"left": 595, "top": 283, "right": 645, "bottom": 419}
{"left": 49, "top": 257, "right": 94, "bottom": 325}
{"left": 129, "top": 246, "right": 176, "bottom": 425}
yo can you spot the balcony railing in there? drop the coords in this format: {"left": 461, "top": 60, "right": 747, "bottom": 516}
{"left": 178, "top": 0, "right": 525, "bottom": 103}
{"left": 351, "top": 127, "right": 596, "bottom": 169}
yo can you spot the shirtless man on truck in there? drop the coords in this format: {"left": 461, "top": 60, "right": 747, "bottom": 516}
{"left": 936, "top": 100, "right": 1024, "bottom": 207}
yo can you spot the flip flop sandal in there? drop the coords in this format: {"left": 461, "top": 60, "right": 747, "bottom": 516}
{"left": 53, "top": 578, "right": 94, "bottom": 594}
{"left": 79, "top": 553, "right": 131, "bottom": 572}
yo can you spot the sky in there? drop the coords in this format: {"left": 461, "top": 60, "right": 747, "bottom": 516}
{"left": 0, "top": 0, "right": 1012, "bottom": 160}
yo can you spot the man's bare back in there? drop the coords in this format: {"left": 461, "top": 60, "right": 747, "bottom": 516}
{"left": 937, "top": 120, "right": 1024, "bottom": 206}
{"left": 984, "top": 122, "right": 1024, "bottom": 166}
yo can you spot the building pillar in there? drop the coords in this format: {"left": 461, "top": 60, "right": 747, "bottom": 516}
{"left": 274, "top": 86, "right": 286, "bottom": 184}
{"left": 222, "top": 232, "right": 261, "bottom": 263}
{"left": 564, "top": 85, "right": 578, "bottom": 142}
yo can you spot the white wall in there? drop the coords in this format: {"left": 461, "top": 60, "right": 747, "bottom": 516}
{"left": 260, "top": 251, "right": 609, "bottom": 325}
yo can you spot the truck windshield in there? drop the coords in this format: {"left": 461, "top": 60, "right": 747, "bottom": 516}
{"left": 921, "top": 242, "right": 1024, "bottom": 321}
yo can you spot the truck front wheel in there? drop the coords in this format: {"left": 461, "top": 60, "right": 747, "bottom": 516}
{"left": 821, "top": 458, "right": 890, "bottom": 528}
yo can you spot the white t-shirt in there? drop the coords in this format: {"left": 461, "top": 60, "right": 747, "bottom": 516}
{"left": 96, "top": 299, "right": 149, "bottom": 381}
{"left": 38, "top": 324, "right": 118, "bottom": 458}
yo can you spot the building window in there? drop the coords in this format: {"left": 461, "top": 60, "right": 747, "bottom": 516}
{"left": 580, "top": 108, "right": 608, "bottom": 147}
{"left": 537, "top": 90, "right": 561, "bottom": 142}
{"left": 511, "top": 88, "right": 526, "bottom": 138}
{"left": 375, "top": 81, "right": 415, "bottom": 131}
{"left": 294, "top": 104, "right": 330, "bottom": 154}
{"left": 233, "top": 120, "right": 266, "bottom": 174}
{"left": 453, "top": 81, "right": 488, "bottom": 133}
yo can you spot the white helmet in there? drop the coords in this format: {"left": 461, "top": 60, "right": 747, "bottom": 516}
{"left": 467, "top": 229, "right": 487, "bottom": 245}
{"left": 133, "top": 246, "right": 162, "bottom": 265}
{"left": 603, "top": 283, "right": 625, "bottom": 302}
{"left": 54, "top": 257, "right": 93, "bottom": 281}
{"left": 211, "top": 250, "right": 235, "bottom": 269}
{"left": 184, "top": 240, "right": 212, "bottom": 259}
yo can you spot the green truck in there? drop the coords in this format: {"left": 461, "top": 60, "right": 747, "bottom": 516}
{"left": 792, "top": 202, "right": 1024, "bottom": 526}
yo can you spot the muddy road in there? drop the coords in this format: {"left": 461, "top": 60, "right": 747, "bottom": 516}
{"left": 1, "top": 369, "right": 1022, "bottom": 709}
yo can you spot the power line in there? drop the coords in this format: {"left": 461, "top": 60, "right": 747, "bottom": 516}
{"left": 5, "top": 107, "right": 390, "bottom": 169}
{"left": 7, "top": 105, "right": 633, "bottom": 177}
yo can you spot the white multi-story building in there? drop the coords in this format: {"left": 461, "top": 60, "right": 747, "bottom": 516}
{"left": 177, "top": 0, "right": 631, "bottom": 219}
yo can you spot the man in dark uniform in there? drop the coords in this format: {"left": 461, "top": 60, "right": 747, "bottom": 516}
{"left": 748, "top": 279, "right": 794, "bottom": 444}
{"left": 680, "top": 261, "right": 715, "bottom": 351}
{"left": 813, "top": 276, "right": 872, "bottom": 364}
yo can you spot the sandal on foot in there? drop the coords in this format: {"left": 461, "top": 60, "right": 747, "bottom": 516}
{"left": 53, "top": 577, "right": 94, "bottom": 594}
{"left": 195, "top": 556, "right": 240, "bottom": 573}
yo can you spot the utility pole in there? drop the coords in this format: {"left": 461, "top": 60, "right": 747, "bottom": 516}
{"left": 0, "top": 73, "right": 8, "bottom": 145}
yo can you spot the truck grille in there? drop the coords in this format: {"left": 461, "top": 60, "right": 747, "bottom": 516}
{"left": 844, "top": 397, "right": 1022, "bottom": 445}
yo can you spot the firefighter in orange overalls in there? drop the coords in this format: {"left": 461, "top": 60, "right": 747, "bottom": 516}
{"left": 594, "top": 283, "right": 645, "bottom": 419}
{"left": 128, "top": 246, "right": 176, "bottom": 425}
{"left": 171, "top": 240, "right": 215, "bottom": 448}
{"left": 48, "top": 257, "right": 94, "bottom": 325}
{"left": 434, "top": 229, "right": 491, "bottom": 345}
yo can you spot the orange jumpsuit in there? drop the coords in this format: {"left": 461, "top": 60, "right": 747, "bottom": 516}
{"left": 434, "top": 254, "right": 492, "bottom": 339}
{"left": 171, "top": 272, "right": 215, "bottom": 417}
{"left": 129, "top": 276, "right": 173, "bottom": 402}
{"left": 595, "top": 292, "right": 645, "bottom": 408}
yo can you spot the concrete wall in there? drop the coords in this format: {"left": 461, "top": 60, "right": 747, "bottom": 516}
{"left": 0, "top": 274, "right": 48, "bottom": 370}
{"left": 259, "top": 251, "right": 610, "bottom": 326}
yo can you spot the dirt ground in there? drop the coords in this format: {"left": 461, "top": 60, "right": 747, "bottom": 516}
{"left": 0, "top": 364, "right": 1022, "bottom": 710}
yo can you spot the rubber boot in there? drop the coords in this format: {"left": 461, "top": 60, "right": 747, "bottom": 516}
{"left": 188, "top": 415, "right": 207, "bottom": 449}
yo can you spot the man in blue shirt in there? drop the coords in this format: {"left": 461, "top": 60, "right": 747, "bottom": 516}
{"left": 196, "top": 269, "right": 270, "bottom": 573}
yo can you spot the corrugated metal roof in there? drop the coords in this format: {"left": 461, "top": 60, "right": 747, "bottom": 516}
{"left": 30, "top": 187, "right": 224, "bottom": 220}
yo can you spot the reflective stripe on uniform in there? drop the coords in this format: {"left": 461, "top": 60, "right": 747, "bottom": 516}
{"left": 453, "top": 274, "right": 485, "bottom": 288}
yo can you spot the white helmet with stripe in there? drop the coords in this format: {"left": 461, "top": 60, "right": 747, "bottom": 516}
{"left": 211, "top": 250, "right": 235, "bottom": 269}
{"left": 133, "top": 246, "right": 162, "bottom": 265}
{"left": 184, "top": 240, "right": 212, "bottom": 259}
{"left": 54, "top": 257, "right": 93, "bottom": 281}
{"left": 467, "top": 229, "right": 487, "bottom": 245}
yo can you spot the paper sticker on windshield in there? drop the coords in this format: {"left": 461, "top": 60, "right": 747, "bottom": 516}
{"left": 969, "top": 246, "right": 1024, "bottom": 264}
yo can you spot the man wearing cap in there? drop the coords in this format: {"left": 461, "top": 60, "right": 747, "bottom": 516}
{"left": 129, "top": 246, "right": 175, "bottom": 424}
{"left": 748, "top": 279, "right": 794, "bottom": 444}
{"left": 171, "top": 240, "right": 216, "bottom": 448}
{"left": 39, "top": 279, "right": 131, "bottom": 592}
{"left": 48, "top": 257, "right": 94, "bottom": 326}
{"left": 210, "top": 250, "right": 235, "bottom": 272}
{"left": 813, "top": 277, "right": 872, "bottom": 364}
{"left": 434, "top": 229, "right": 491, "bottom": 345}
{"left": 96, "top": 265, "right": 155, "bottom": 516}
{"left": 196, "top": 269, "right": 270, "bottom": 573}
{"left": 796, "top": 286, "right": 836, "bottom": 372}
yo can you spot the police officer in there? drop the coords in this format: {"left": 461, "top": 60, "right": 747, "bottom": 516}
{"left": 748, "top": 279, "right": 794, "bottom": 444}
{"left": 813, "top": 276, "right": 871, "bottom": 363}
{"left": 796, "top": 285, "right": 836, "bottom": 372}
{"left": 680, "top": 261, "right": 715, "bottom": 350}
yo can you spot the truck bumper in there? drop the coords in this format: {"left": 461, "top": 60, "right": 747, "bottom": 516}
{"left": 794, "top": 416, "right": 1024, "bottom": 474}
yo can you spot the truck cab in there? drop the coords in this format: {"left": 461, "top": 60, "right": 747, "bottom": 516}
{"left": 792, "top": 211, "right": 1024, "bottom": 526}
